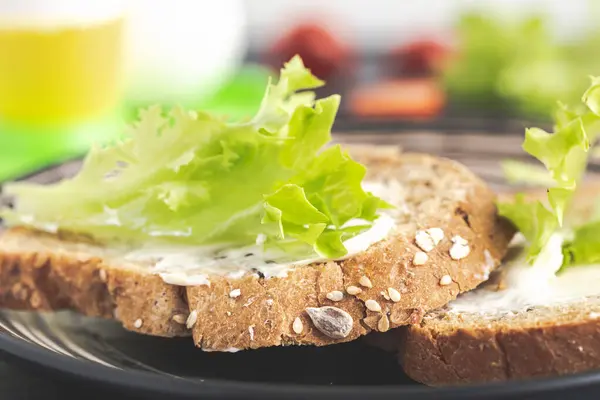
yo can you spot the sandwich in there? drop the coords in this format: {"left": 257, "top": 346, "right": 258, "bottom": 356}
{"left": 396, "top": 76, "right": 600, "bottom": 385}
{"left": 0, "top": 56, "right": 513, "bottom": 352}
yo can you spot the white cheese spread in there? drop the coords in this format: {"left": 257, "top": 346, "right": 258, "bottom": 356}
{"left": 124, "top": 180, "right": 400, "bottom": 286}
{"left": 449, "top": 233, "right": 600, "bottom": 315}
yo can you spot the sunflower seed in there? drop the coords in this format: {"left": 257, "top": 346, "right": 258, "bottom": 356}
{"left": 305, "top": 306, "right": 353, "bottom": 339}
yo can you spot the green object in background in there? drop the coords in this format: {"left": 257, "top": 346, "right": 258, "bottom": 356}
{"left": 193, "top": 64, "right": 274, "bottom": 120}
{"left": 0, "top": 64, "right": 271, "bottom": 182}
{"left": 0, "top": 116, "right": 122, "bottom": 182}
{"left": 122, "top": 64, "right": 273, "bottom": 123}
{"left": 445, "top": 10, "right": 600, "bottom": 119}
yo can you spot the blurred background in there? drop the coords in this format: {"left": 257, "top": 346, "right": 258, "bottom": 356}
{"left": 1, "top": 0, "right": 599, "bottom": 181}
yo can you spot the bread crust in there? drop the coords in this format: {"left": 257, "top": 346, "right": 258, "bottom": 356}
{"left": 399, "top": 303, "right": 600, "bottom": 386}
{"left": 0, "top": 151, "right": 514, "bottom": 351}
{"left": 399, "top": 182, "right": 600, "bottom": 385}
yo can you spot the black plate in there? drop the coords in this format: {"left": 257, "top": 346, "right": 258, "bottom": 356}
{"left": 2, "top": 129, "right": 600, "bottom": 399}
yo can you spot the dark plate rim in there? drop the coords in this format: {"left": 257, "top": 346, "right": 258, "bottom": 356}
{"left": 2, "top": 122, "right": 599, "bottom": 398}
{"left": 2, "top": 328, "right": 600, "bottom": 400}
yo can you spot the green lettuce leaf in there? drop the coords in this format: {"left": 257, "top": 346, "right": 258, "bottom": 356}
{"left": 501, "top": 160, "right": 555, "bottom": 187}
{"left": 1, "top": 56, "right": 389, "bottom": 259}
{"left": 562, "top": 221, "right": 600, "bottom": 266}
{"left": 497, "top": 77, "right": 600, "bottom": 264}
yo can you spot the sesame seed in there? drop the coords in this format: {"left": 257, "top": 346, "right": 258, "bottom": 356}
{"left": 226, "top": 311, "right": 232, "bottom": 316}
{"left": 378, "top": 314, "right": 390, "bottom": 332}
{"left": 451, "top": 235, "right": 468, "bottom": 245}
{"left": 388, "top": 287, "right": 401, "bottom": 303}
{"left": 249, "top": 325, "right": 255, "bottom": 341}
{"left": 98, "top": 269, "right": 107, "bottom": 282}
{"left": 439, "top": 275, "right": 453, "bottom": 286}
{"left": 450, "top": 242, "right": 470, "bottom": 260}
{"left": 266, "top": 299, "right": 274, "bottom": 306}
{"left": 172, "top": 314, "right": 187, "bottom": 324}
{"left": 186, "top": 310, "right": 198, "bottom": 329}
{"left": 326, "top": 290, "right": 344, "bottom": 302}
{"left": 381, "top": 291, "right": 390, "bottom": 300}
{"left": 29, "top": 292, "right": 41, "bottom": 308}
{"left": 229, "top": 289, "right": 241, "bottom": 298}
{"left": 415, "top": 230, "right": 435, "bottom": 252}
{"left": 413, "top": 251, "right": 428, "bottom": 266}
{"left": 292, "top": 317, "right": 303, "bottom": 334}
{"left": 359, "top": 276, "right": 373, "bottom": 288}
{"left": 426, "top": 227, "right": 444, "bottom": 245}
{"left": 346, "top": 286, "right": 362, "bottom": 295}
{"left": 134, "top": 318, "right": 143, "bottom": 329}
{"left": 365, "top": 299, "right": 382, "bottom": 312}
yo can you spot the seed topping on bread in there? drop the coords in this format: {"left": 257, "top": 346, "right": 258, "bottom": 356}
{"left": 388, "top": 287, "right": 402, "bottom": 302}
{"left": 346, "top": 286, "right": 362, "bottom": 295}
{"left": 359, "top": 275, "right": 373, "bottom": 288}
{"left": 98, "top": 269, "right": 107, "bottom": 282}
{"left": 172, "top": 314, "right": 187, "bottom": 324}
{"left": 378, "top": 314, "right": 390, "bottom": 332}
{"left": 306, "top": 306, "right": 353, "bottom": 339}
{"left": 415, "top": 230, "right": 436, "bottom": 252}
{"left": 449, "top": 236, "right": 470, "bottom": 260}
{"left": 427, "top": 228, "right": 445, "bottom": 245}
{"left": 413, "top": 251, "right": 428, "bottom": 266}
{"left": 439, "top": 275, "right": 453, "bottom": 286}
{"left": 292, "top": 317, "right": 304, "bottom": 334}
{"left": 186, "top": 310, "right": 198, "bottom": 329}
{"left": 365, "top": 299, "right": 382, "bottom": 312}
{"left": 326, "top": 291, "right": 344, "bottom": 302}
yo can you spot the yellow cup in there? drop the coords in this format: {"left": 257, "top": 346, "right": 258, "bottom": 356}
{"left": 0, "top": 1, "right": 125, "bottom": 126}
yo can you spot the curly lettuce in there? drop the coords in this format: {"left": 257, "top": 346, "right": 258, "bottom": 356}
{"left": 0, "top": 56, "right": 391, "bottom": 259}
{"left": 498, "top": 76, "right": 600, "bottom": 266}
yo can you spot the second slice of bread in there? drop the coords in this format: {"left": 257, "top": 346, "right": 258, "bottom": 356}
{"left": 397, "top": 182, "right": 600, "bottom": 385}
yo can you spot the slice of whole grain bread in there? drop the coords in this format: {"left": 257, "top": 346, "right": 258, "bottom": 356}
{"left": 399, "top": 298, "right": 600, "bottom": 386}
{"left": 0, "top": 149, "right": 514, "bottom": 351}
{"left": 397, "top": 182, "right": 600, "bottom": 386}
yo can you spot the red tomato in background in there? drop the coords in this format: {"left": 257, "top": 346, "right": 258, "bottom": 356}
{"left": 388, "top": 39, "right": 451, "bottom": 76}
{"left": 266, "top": 23, "right": 352, "bottom": 80}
